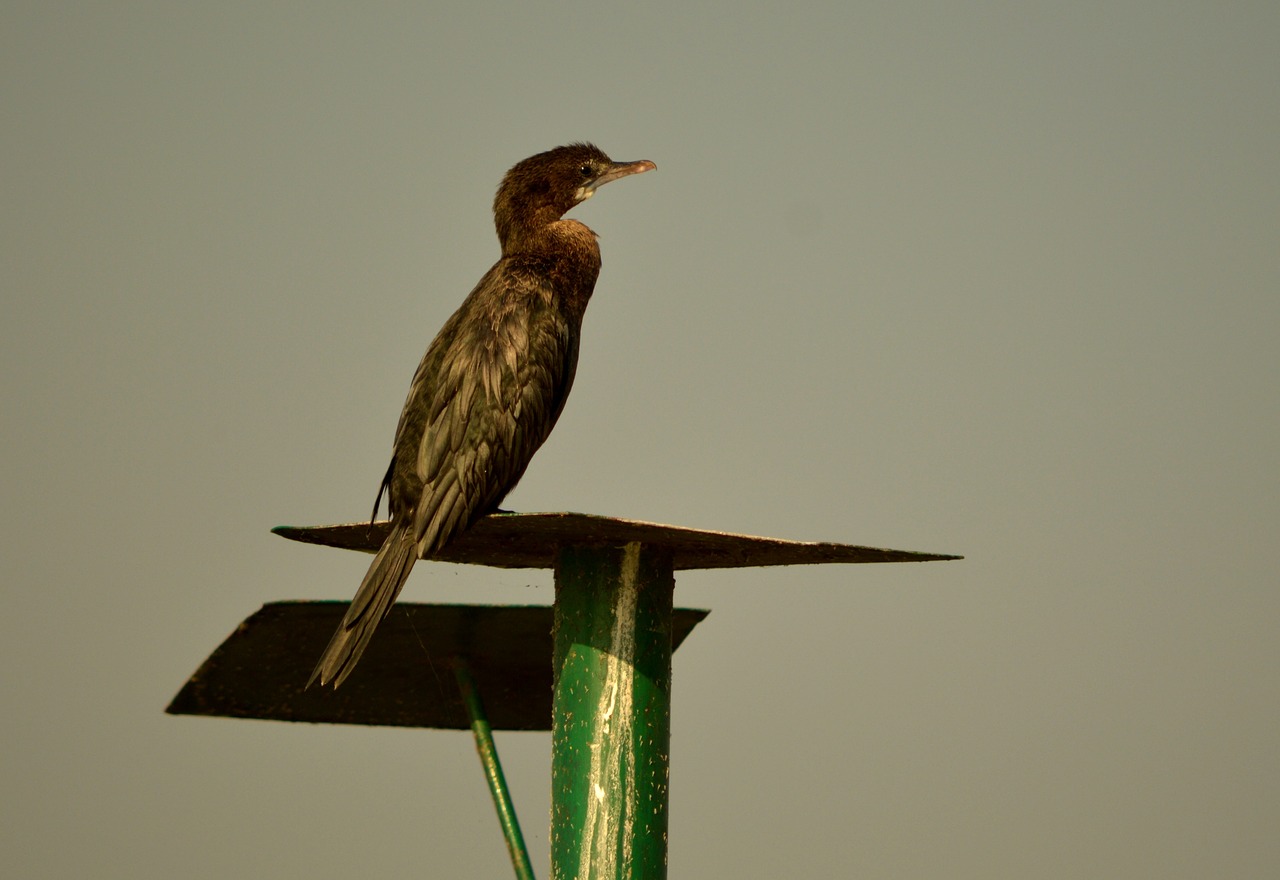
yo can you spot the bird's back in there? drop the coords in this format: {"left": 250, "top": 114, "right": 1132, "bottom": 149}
{"left": 389, "top": 224, "right": 602, "bottom": 558}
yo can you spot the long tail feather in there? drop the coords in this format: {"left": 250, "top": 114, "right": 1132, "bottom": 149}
{"left": 308, "top": 522, "right": 418, "bottom": 688}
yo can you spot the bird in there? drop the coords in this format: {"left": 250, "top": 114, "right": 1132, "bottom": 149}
{"left": 309, "top": 143, "right": 656, "bottom": 688}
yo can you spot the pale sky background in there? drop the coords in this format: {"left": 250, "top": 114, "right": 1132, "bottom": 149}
{"left": 3, "top": 3, "right": 1277, "bottom": 878}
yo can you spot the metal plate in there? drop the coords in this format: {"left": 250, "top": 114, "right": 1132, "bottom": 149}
{"left": 272, "top": 511, "right": 961, "bottom": 569}
{"left": 166, "top": 601, "right": 708, "bottom": 730}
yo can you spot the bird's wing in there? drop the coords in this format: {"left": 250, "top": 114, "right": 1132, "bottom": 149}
{"left": 403, "top": 262, "right": 578, "bottom": 557}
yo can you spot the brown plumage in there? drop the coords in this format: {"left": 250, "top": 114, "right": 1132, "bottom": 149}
{"left": 309, "top": 144, "right": 655, "bottom": 688}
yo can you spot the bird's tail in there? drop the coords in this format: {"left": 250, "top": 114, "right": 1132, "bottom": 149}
{"left": 309, "top": 521, "right": 419, "bottom": 688}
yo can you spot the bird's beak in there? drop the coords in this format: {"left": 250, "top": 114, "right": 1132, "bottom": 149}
{"left": 577, "top": 159, "right": 657, "bottom": 202}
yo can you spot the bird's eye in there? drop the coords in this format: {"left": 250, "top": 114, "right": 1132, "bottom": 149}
{"left": 579, "top": 164, "right": 593, "bottom": 177}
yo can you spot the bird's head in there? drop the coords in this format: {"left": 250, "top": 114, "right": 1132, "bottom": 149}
{"left": 494, "top": 143, "right": 655, "bottom": 251}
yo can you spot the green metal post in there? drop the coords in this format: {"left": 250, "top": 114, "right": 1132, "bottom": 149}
{"left": 454, "top": 661, "right": 537, "bottom": 880}
{"left": 551, "top": 542, "right": 674, "bottom": 880}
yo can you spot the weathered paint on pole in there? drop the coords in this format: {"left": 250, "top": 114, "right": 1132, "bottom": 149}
{"left": 551, "top": 543, "right": 674, "bottom": 880}
{"left": 453, "top": 660, "right": 536, "bottom": 880}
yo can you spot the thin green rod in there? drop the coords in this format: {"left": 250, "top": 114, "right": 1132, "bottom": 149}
{"left": 453, "top": 660, "right": 537, "bottom": 880}
{"left": 551, "top": 542, "right": 675, "bottom": 880}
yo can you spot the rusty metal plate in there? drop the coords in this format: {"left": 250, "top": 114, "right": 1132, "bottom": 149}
{"left": 272, "top": 511, "right": 961, "bottom": 570}
{"left": 166, "top": 601, "right": 708, "bottom": 730}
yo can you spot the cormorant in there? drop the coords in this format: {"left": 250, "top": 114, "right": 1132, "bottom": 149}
{"left": 310, "top": 143, "right": 655, "bottom": 688}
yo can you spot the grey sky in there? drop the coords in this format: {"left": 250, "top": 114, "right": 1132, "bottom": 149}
{"left": 3, "top": 2, "right": 1277, "bottom": 877}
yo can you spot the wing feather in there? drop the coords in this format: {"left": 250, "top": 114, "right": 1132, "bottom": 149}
{"left": 393, "top": 261, "right": 578, "bottom": 559}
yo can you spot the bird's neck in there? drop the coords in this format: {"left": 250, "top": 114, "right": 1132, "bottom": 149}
{"left": 501, "top": 219, "right": 602, "bottom": 314}
{"left": 502, "top": 219, "right": 600, "bottom": 267}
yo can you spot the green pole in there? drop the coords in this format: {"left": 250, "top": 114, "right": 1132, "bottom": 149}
{"left": 551, "top": 542, "right": 674, "bottom": 880}
{"left": 453, "top": 660, "right": 537, "bottom": 880}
